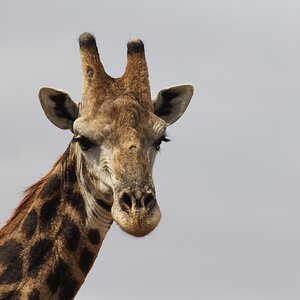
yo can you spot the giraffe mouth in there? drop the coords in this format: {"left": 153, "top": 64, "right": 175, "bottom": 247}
{"left": 111, "top": 190, "right": 161, "bottom": 237}
{"left": 112, "top": 208, "right": 161, "bottom": 237}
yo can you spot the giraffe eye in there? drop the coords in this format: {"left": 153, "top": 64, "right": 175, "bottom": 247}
{"left": 154, "top": 135, "right": 170, "bottom": 151}
{"left": 74, "top": 135, "right": 95, "bottom": 151}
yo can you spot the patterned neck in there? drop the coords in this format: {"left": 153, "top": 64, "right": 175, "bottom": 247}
{"left": 0, "top": 145, "right": 113, "bottom": 299}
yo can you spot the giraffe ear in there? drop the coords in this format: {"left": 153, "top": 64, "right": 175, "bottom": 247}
{"left": 39, "top": 87, "right": 79, "bottom": 130}
{"left": 152, "top": 84, "right": 194, "bottom": 126}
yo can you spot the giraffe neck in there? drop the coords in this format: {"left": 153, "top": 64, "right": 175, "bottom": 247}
{"left": 0, "top": 144, "right": 113, "bottom": 300}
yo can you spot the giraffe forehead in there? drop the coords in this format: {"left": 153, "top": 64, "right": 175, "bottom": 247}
{"left": 74, "top": 98, "right": 163, "bottom": 139}
{"left": 107, "top": 99, "right": 147, "bottom": 126}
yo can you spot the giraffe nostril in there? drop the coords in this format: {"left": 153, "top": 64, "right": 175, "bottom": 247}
{"left": 144, "top": 193, "right": 156, "bottom": 210}
{"left": 120, "top": 192, "right": 132, "bottom": 211}
{"left": 120, "top": 192, "right": 156, "bottom": 212}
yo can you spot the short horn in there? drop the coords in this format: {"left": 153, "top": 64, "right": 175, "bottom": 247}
{"left": 122, "top": 39, "right": 151, "bottom": 106}
{"left": 78, "top": 33, "right": 111, "bottom": 106}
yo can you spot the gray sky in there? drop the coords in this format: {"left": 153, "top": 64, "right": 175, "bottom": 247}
{"left": 1, "top": 0, "right": 300, "bottom": 299}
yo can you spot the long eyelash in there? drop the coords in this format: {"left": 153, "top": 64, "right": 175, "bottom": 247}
{"left": 161, "top": 136, "right": 171, "bottom": 143}
{"left": 154, "top": 135, "right": 171, "bottom": 151}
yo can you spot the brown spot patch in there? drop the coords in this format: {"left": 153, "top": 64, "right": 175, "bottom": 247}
{"left": 87, "top": 229, "right": 101, "bottom": 245}
{"left": 58, "top": 217, "right": 81, "bottom": 251}
{"left": 65, "top": 190, "right": 87, "bottom": 220}
{"left": 78, "top": 248, "right": 95, "bottom": 274}
{"left": 0, "top": 240, "right": 23, "bottom": 284}
{"left": 22, "top": 210, "right": 38, "bottom": 240}
{"left": 28, "top": 239, "right": 53, "bottom": 277}
{"left": 40, "top": 175, "right": 61, "bottom": 200}
{"left": 40, "top": 195, "right": 60, "bottom": 230}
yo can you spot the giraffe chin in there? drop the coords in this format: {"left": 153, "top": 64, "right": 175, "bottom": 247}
{"left": 111, "top": 204, "right": 161, "bottom": 237}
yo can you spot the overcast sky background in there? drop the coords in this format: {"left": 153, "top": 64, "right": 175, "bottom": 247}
{"left": 1, "top": 1, "right": 300, "bottom": 299}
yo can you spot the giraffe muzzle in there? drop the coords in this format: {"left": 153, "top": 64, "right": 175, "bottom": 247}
{"left": 111, "top": 188, "right": 161, "bottom": 237}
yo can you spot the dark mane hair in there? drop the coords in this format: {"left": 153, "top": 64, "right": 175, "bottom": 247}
{"left": 0, "top": 155, "right": 64, "bottom": 239}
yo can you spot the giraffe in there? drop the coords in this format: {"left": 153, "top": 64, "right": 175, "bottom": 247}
{"left": 0, "top": 32, "right": 193, "bottom": 299}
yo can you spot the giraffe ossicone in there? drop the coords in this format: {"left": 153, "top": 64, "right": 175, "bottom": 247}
{"left": 0, "top": 32, "right": 193, "bottom": 299}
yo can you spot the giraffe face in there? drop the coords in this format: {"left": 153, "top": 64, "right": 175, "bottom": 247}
{"left": 72, "top": 98, "right": 166, "bottom": 236}
{"left": 39, "top": 83, "right": 193, "bottom": 237}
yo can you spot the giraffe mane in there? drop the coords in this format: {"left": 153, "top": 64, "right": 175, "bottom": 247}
{"left": 0, "top": 154, "right": 64, "bottom": 238}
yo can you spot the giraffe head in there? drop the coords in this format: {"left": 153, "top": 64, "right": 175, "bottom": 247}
{"left": 38, "top": 33, "right": 193, "bottom": 237}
